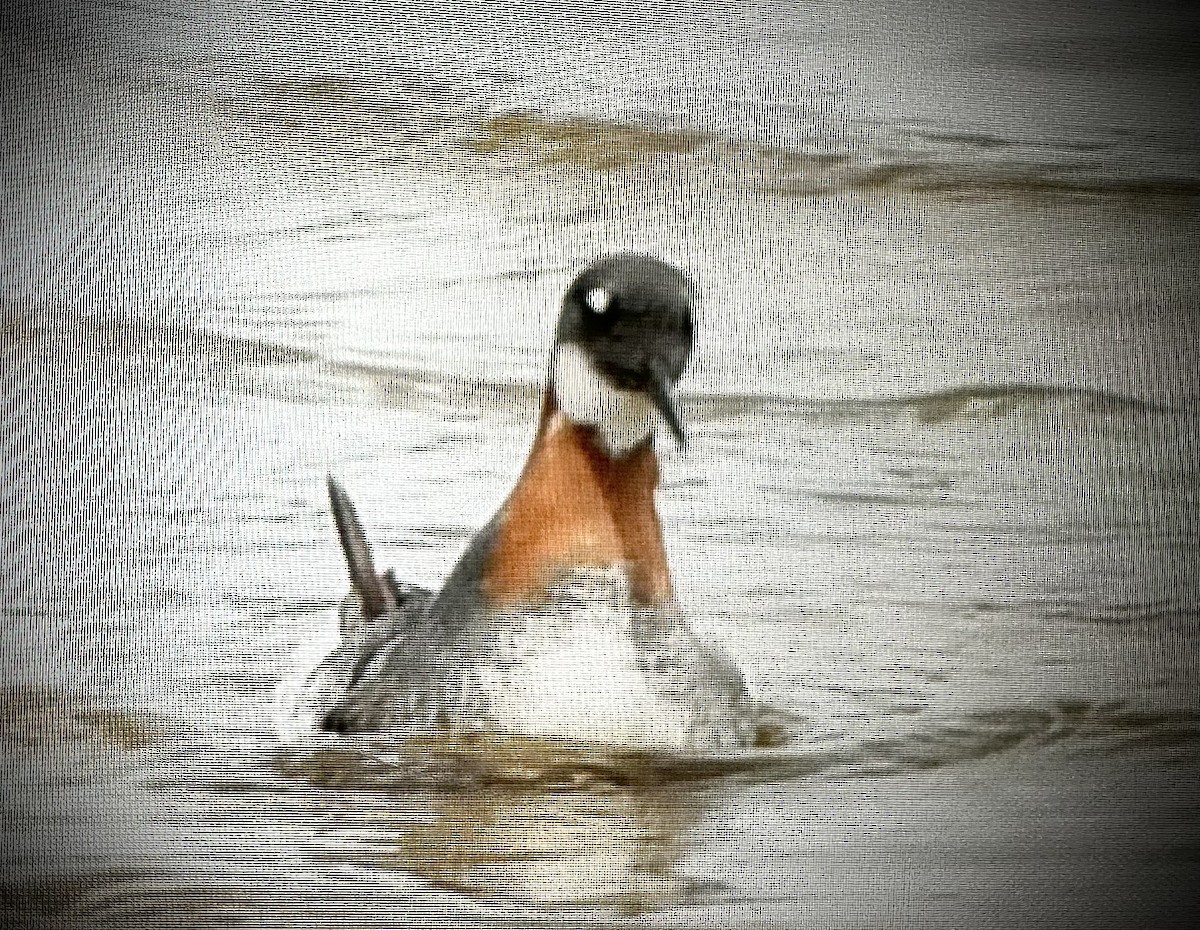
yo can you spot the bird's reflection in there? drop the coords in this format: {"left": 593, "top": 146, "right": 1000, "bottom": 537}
{"left": 391, "top": 777, "right": 708, "bottom": 906}
{"left": 289, "top": 735, "right": 718, "bottom": 908}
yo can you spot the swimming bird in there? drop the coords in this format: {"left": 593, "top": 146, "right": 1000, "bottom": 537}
{"left": 313, "top": 254, "right": 757, "bottom": 750}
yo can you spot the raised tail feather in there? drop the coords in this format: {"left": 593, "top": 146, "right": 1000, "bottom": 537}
{"left": 327, "top": 476, "right": 394, "bottom": 620}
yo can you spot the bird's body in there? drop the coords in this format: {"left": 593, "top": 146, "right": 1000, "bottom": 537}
{"left": 305, "top": 255, "right": 759, "bottom": 751}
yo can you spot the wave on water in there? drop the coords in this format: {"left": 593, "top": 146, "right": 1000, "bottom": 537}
{"left": 212, "top": 86, "right": 1200, "bottom": 200}
{"left": 5, "top": 315, "right": 1183, "bottom": 428}
{"left": 686, "top": 382, "right": 1182, "bottom": 424}
{"left": 298, "top": 351, "right": 1180, "bottom": 424}
{"left": 467, "top": 112, "right": 1200, "bottom": 199}
{"left": 262, "top": 696, "right": 1200, "bottom": 794}
{"left": 1, "top": 314, "right": 316, "bottom": 372}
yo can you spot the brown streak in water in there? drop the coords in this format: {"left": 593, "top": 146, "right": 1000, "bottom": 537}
{"left": 0, "top": 686, "right": 162, "bottom": 751}
{"left": 484, "top": 391, "right": 673, "bottom": 607}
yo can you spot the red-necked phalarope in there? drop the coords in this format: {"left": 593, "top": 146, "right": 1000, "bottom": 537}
{"left": 309, "top": 254, "right": 759, "bottom": 750}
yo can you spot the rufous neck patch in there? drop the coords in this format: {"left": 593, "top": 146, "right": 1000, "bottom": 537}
{"left": 483, "top": 398, "right": 673, "bottom": 608}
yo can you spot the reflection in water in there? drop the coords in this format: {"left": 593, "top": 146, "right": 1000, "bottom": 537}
{"left": 392, "top": 780, "right": 707, "bottom": 907}
{"left": 0, "top": 686, "right": 168, "bottom": 755}
{"left": 284, "top": 735, "right": 716, "bottom": 908}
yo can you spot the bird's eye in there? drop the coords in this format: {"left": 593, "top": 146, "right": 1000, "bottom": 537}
{"left": 584, "top": 287, "right": 611, "bottom": 315}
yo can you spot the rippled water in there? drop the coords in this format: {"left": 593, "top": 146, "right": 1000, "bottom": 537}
{"left": 4, "top": 0, "right": 1200, "bottom": 926}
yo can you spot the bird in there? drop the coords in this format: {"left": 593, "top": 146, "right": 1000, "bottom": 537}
{"left": 306, "top": 254, "right": 760, "bottom": 751}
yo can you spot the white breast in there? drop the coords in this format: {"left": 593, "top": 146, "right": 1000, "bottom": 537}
{"left": 472, "top": 570, "right": 695, "bottom": 749}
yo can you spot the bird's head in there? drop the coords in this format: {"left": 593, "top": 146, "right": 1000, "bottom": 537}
{"left": 550, "top": 254, "right": 696, "bottom": 456}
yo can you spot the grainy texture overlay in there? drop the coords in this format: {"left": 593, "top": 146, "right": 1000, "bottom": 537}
{"left": 3, "top": 1, "right": 1199, "bottom": 927}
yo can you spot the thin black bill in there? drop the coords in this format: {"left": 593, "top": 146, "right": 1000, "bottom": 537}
{"left": 648, "top": 368, "right": 687, "bottom": 449}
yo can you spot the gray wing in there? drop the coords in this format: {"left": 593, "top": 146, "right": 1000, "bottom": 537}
{"left": 423, "top": 512, "right": 502, "bottom": 623}
{"left": 295, "top": 478, "right": 437, "bottom": 734}
{"left": 315, "top": 494, "right": 506, "bottom": 735}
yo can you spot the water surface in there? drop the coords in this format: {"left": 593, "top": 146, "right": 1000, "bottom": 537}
{"left": 3, "top": 1, "right": 1199, "bottom": 926}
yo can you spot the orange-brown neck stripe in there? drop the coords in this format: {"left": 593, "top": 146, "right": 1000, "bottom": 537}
{"left": 482, "top": 391, "right": 673, "bottom": 607}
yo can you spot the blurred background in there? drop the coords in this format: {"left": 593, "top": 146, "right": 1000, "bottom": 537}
{"left": 3, "top": 0, "right": 1198, "bottom": 926}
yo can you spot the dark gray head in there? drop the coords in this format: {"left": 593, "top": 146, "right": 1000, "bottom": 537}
{"left": 551, "top": 254, "right": 696, "bottom": 451}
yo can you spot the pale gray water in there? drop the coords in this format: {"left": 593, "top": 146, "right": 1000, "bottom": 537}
{"left": 3, "top": 0, "right": 1200, "bottom": 926}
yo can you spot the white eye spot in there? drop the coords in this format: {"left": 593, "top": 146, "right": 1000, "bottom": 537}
{"left": 584, "top": 287, "right": 610, "bottom": 314}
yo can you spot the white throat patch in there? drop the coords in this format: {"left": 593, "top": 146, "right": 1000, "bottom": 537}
{"left": 551, "top": 343, "right": 655, "bottom": 456}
